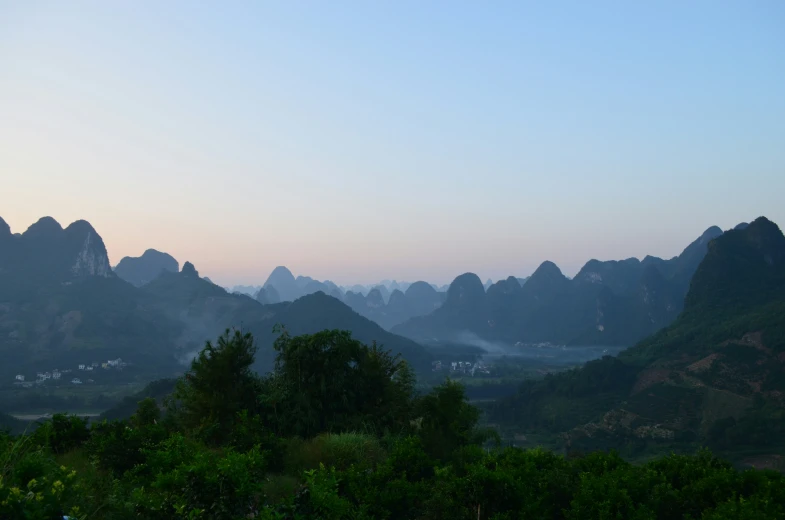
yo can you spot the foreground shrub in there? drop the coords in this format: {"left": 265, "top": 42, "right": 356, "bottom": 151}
{"left": 0, "top": 433, "right": 83, "bottom": 519}
{"left": 30, "top": 414, "right": 90, "bottom": 455}
{"left": 286, "top": 432, "right": 386, "bottom": 473}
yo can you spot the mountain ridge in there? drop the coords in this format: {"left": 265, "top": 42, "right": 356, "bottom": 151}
{"left": 491, "top": 217, "right": 785, "bottom": 458}
{"left": 393, "top": 225, "right": 732, "bottom": 346}
{"left": 114, "top": 249, "right": 179, "bottom": 287}
{"left": 0, "top": 217, "right": 430, "bottom": 380}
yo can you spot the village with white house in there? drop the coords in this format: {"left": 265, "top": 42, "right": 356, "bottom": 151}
{"left": 431, "top": 359, "right": 491, "bottom": 376}
{"left": 12, "top": 358, "right": 128, "bottom": 387}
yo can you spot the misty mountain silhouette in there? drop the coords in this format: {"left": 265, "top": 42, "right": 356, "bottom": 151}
{"left": 393, "top": 225, "right": 732, "bottom": 347}
{"left": 263, "top": 266, "right": 301, "bottom": 302}
{"left": 114, "top": 249, "right": 179, "bottom": 287}
{"left": 0, "top": 217, "right": 430, "bottom": 380}
{"left": 340, "top": 280, "right": 448, "bottom": 330}
{"left": 491, "top": 217, "right": 785, "bottom": 452}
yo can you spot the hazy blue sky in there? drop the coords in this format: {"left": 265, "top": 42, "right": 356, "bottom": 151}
{"left": 1, "top": 1, "right": 783, "bottom": 286}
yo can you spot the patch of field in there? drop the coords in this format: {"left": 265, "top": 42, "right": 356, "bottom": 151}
{"left": 699, "top": 386, "right": 752, "bottom": 433}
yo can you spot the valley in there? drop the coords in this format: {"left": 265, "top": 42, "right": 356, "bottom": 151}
{"left": 3, "top": 6, "right": 784, "bottom": 515}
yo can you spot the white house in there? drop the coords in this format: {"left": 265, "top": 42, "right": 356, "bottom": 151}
{"left": 78, "top": 364, "right": 85, "bottom": 370}
{"left": 14, "top": 375, "right": 24, "bottom": 381}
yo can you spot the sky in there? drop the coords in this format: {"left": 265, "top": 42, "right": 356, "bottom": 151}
{"left": 1, "top": 1, "right": 784, "bottom": 286}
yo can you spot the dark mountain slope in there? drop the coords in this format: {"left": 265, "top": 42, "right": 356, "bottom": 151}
{"left": 0, "top": 217, "right": 183, "bottom": 378}
{"left": 255, "top": 285, "right": 281, "bottom": 305}
{"left": 394, "top": 273, "right": 489, "bottom": 341}
{"left": 99, "top": 378, "right": 178, "bottom": 421}
{"left": 0, "top": 411, "right": 24, "bottom": 435}
{"left": 1, "top": 217, "right": 430, "bottom": 383}
{"left": 394, "top": 226, "right": 726, "bottom": 346}
{"left": 341, "top": 280, "right": 447, "bottom": 330}
{"left": 250, "top": 292, "right": 431, "bottom": 372}
{"left": 114, "top": 249, "right": 179, "bottom": 287}
{"left": 264, "top": 266, "right": 302, "bottom": 302}
{"left": 141, "top": 271, "right": 430, "bottom": 372}
{"left": 0, "top": 217, "right": 112, "bottom": 287}
{"left": 491, "top": 217, "right": 785, "bottom": 457}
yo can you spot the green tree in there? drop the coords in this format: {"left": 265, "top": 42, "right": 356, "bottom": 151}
{"left": 413, "top": 379, "right": 495, "bottom": 461}
{"left": 171, "top": 329, "right": 261, "bottom": 444}
{"left": 265, "top": 328, "right": 416, "bottom": 437}
{"left": 131, "top": 397, "right": 161, "bottom": 427}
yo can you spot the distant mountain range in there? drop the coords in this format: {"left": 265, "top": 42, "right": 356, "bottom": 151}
{"left": 491, "top": 217, "right": 785, "bottom": 459}
{"left": 392, "top": 225, "right": 728, "bottom": 347}
{"left": 4, "top": 213, "right": 771, "bottom": 391}
{"left": 229, "top": 279, "right": 449, "bottom": 299}
{"left": 249, "top": 267, "right": 449, "bottom": 330}
{"left": 0, "top": 216, "right": 430, "bottom": 380}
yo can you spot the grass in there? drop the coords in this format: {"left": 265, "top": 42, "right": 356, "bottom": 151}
{"left": 55, "top": 449, "right": 117, "bottom": 520}
{"left": 284, "top": 432, "right": 386, "bottom": 474}
{"left": 263, "top": 475, "right": 300, "bottom": 503}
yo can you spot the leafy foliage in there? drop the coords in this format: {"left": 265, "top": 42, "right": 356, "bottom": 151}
{"left": 3, "top": 329, "right": 785, "bottom": 519}
{"left": 170, "top": 329, "right": 262, "bottom": 445}
{"left": 264, "top": 328, "right": 416, "bottom": 437}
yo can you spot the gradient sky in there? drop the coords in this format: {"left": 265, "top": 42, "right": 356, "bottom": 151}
{"left": 1, "top": 1, "right": 784, "bottom": 286}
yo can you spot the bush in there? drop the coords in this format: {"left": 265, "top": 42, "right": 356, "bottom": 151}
{"left": 30, "top": 414, "right": 90, "bottom": 454}
{"left": 87, "top": 420, "right": 168, "bottom": 475}
{"left": 286, "top": 433, "right": 386, "bottom": 473}
{"left": 0, "top": 433, "right": 83, "bottom": 519}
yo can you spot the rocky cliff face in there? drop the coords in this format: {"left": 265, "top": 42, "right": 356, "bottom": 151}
{"left": 0, "top": 216, "right": 113, "bottom": 281}
{"left": 68, "top": 221, "right": 112, "bottom": 277}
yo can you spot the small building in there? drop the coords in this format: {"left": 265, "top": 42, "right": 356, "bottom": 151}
{"left": 52, "top": 371, "right": 61, "bottom": 380}
{"left": 14, "top": 375, "right": 24, "bottom": 382}
{"left": 101, "top": 363, "right": 108, "bottom": 369}
{"left": 85, "top": 366, "right": 94, "bottom": 372}
{"left": 78, "top": 364, "right": 85, "bottom": 370}
{"left": 71, "top": 378, "right": 82, "bottom": 385}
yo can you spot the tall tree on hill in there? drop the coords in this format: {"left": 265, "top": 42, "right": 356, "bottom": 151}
{"left": 171, "top": 329, "right": 262, "bottom": 444}
{"left": 265, "top": 328, "right": 416, "bottom": 437}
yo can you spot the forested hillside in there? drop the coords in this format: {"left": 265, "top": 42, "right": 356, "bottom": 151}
{"left": 3, "top": 329, "right": 784, "bottom": 519}
{"left": 490, "top": 217, "right": 785, "bottom": 464}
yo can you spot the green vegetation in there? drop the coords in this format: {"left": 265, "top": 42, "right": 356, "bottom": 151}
{"left": 487, "top": 218, "right": 785, "bottom": 463}
{"left": 3, "top": 329, "right": 785, "bottom": 519}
